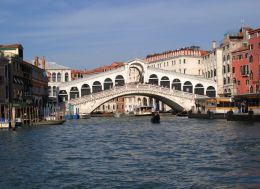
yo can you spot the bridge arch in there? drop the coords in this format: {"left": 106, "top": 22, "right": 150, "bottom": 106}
{"left": 104, "top": 78, "right": 113, "bottom": 90}
{"left": 148, "top": 74, "right": 158, "bottom": 85}
{"left": 81, "top": 84, "right": 91, "bottom": 96}
{"left": 58, "top": 90, "right": 68, "bottom": 101}
{"left": 115, "top": 75, "right": 125, "bottom": 86}
{"left": 183, "top": 81, "right": 193, "bottom": 93}
{"left": 160, "top": 76, "right": 170, "bottom": 88}
{"left": 70, "top": 87, "right": 79, "bottom": 99}
{"left": 92, "top": 81, "right": 102, "bottom": 93}
{"left": 194, "top": 83, "right": 204, "bottom": 95}
{"left": 172, "top": 79, "right": 181, "bottom": 91}
{"left": 206, "top": 86, "right": 216, "bottom": 97}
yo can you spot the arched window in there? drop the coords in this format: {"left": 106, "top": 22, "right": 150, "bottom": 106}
{"left": 92, "top": 81, "right": 102, "bottom": 93}
{"left": 194, "top": 84, "right": 204, "bottom": 95}
{"left": 104, "top": 78, "right": 113, "bottom": 90}
{"left": 224, "top": 78, "right": 226, "bottom": 85}
{"left": 172, "top": 79, "right": 181, "bottom": 91}
{"left": 53, "top": 86, "right": 57, "bottom": 97}
{"left": 160, "top": 76, "right": 170, "bottom": 88}
{"left": 183, "top": 81, "right": 193, "bottom": 93}
{"left": 65, "top": 72, "right": 69, "bottom": 82}
{"left": 81, "top": 84, "right": 91, "bottom": 96}
{"left": 52, "top": 73, "right": 56, "bottom": 82}
{"left": 70, "top": 87, "right": 79, "bottom": 99}
{"left": 148, "top": 74, "right": 158, "bottom": 85}
{"left": 206, "top": 86, "right": 216, "bottom": 97}
{"left": 57, "top": 73, "right": 61, "bottom": 82}
{"left": 115, "top": 75, "right": 125, "bottom": 86}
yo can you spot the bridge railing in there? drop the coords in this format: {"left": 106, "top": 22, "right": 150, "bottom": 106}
{"left": 68, "top": 83, "right": 206, "bottom": 105}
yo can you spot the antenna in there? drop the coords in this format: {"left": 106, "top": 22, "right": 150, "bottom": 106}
{"left": 241, "top": 18, "right": 245, "bottom": 27}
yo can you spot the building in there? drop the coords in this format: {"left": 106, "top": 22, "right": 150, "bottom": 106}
{"left": 145, "top": 46, "right": 208, "bottom": 76}
{"left": 0, "top": 44, "right": 48, "bottom": 124}
{"left": 232, "top": 28, "right": 260, "bottom": 94}
{"left": 0, "top": 56, "right": 9, "bottom": 120}
{"left": 220, "top": 27, "right": 252, "bottom": 96}
{"left": 45, "top": 61, "right": 71, "bottom": 100}
{"left": 201, "top": 41, "right": 223, "bottom": 96}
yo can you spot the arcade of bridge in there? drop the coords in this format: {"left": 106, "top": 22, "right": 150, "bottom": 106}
{"left": 58, "top": 59, "right": 216, "bottom": 101}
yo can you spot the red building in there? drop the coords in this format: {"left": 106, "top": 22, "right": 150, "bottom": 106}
{"left": 232, "top": 28, "right": 260, "bottom": 94}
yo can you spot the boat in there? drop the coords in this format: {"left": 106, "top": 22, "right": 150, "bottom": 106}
{"left": 0, "top": 122, "right": 9, "bottom": 129}
{"left": 33, "top": 119, "right": 66, "bottom": 126}
{"left": 151, "top": 112, "right": 160, "bottom": 123}
{"left": 134, "top": 106, "right": 153, "bottom": 116}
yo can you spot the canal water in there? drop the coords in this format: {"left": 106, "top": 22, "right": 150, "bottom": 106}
{"left": 0, "top": 116, "right": 260, "bottom": 189}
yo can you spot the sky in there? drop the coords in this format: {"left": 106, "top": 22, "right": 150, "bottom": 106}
{"left": 0, "top": 0, "right": 259, "bottom": 69}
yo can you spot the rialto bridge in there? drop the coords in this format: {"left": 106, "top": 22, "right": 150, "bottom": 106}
{"left": 58, "top": 59, "right": 217, "bottom": 114}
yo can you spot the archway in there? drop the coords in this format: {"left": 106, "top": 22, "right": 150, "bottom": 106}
{"left": 81, "top": 84, "right": 91, "bottom": 96}
{"left": 148, "top": 74, "right": 158, "bottom": 85}
{"left": 58, "top": 90, "right": 68, "bottom": 102}
{"left": 206, "top": 86, "right": 216, "bottom": 97}
{"left": 183, "top": 81, "right": 193, "bottom": 93}
{"left": 172, "top": 79, "right": 181, "bottom": 91}
{"left": 194, "top": 84, "right": 204, "bottom": 95}
{"left": 160, "top": 76, "right": 170, "bottom": 88}
{"left": 70, "top": 87, "right": 79, "bottom": 99}
{"left": 104, "top": 78, "right": 113, "bottom": 90}
{"left": 92, "top": 81, "right": 102, "bottom": 93}
{"left": 115, "top": 75, "right": 125, "bottom": 86}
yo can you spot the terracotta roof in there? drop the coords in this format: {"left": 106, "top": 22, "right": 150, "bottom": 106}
{"left": 0, "top": 44, "right": 23, "bottom": 49}
{"left": 249, "top": 28, "right": 260, "bottom": 35}
{"left": 84, "top": 62, "right": 124, "bottom": 75}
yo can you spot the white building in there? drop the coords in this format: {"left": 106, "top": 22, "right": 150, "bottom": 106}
{"left": 45, "top": 62, "right": 71, "bottom": 100}
{"left": 201, "top": 41, "right": 223, "bottom": 96}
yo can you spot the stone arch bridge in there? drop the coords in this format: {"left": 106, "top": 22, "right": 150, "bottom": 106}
{"left": 58, "top": 59, "right": 217, "bottom": 113}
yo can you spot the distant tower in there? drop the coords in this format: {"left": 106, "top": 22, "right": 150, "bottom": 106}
{"left": 42, "top": 56, "right": 46, "bottom": 69}
{"left": 34, "top": 56, "right": 39, "bottom": 67}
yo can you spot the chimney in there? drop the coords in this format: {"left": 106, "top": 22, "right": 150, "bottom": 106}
{"left": 42, "top": 56, "right": 46, "bottom": 69}
{"left": 34, "top": 56, "right": 39, "bottom": 67}
{"left": 212, "top": 40, "right": 217, "bottom": 49}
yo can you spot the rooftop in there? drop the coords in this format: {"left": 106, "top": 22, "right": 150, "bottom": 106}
{"left": 45, "top": 62, "right": 70, "bottom": 70}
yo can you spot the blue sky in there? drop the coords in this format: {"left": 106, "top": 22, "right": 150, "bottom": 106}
{"left": 1, "top": 0, "right": 259, "bottom": 69}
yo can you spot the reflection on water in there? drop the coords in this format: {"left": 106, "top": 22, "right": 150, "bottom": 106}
{"left": 0, "top": 116, "right": 260, "bottom": 188}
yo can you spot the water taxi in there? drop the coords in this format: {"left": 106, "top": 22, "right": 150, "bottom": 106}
{"left": 134, "top": 106, "right": 154, "bottom": 116}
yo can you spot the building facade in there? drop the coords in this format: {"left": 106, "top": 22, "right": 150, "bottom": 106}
{"left": 145, "top": 47, "right": 207, "bottom": 76}
{"left": 0, "top": 44, "right": 48, "bottom": 124}
{"left": 232, "top": 28, "right": 260, "bottom": 95}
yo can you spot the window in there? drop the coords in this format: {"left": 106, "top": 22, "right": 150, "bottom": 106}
{"left": 223, "top": 55, "right": 226, "bottom": 62}
{"left": 249, "top": 55, "right": 253, "bottom": 63}
{"left": 198, "top": 60, "right": 200, "bottom": 64}
{"left": 65, "top": 72, "right": 69, "bottom": 82}
{"left": 214, "top": 69, "right": 216, "bottom": 76}
{"left": 53, "top": 86, "right": 57, "bottom": 96}
{"left": 227, "top": 77, "right": 230, "bottom": 84}
{"left": 183, "top": 59, "right": 186, "bottom": 64}
{"left": 246, "top": 80, "right": 250, "bottom": 86}
{"left": 237, "top": 80, "right": 240, "bottom": 85}
{"left": 179, "top": 59, "right": 181, "bottom": 64}
{"left": 57, "top": 73, "right": 61, "bottom": 82}
{"left": 224, "top": 78, "right": 226, "bottom": 85}
{"left": 184, "top": 68, "right": 186, "bottom": 74}
{"left": 227, "top": 54, "right": 230, "bottom": 61}
{"left": 258, "top": 42, "right": 260, "bottom": 49}
{"left": 249, "top": 44, "right": 253, "bottom": 50}
{"left": 227, "top": 64, "right": 230, "bottom": 72}
{"left": 250, "top": 71, "right": 253, "bottom": 80}
{"left": 223, "top": 66, "right": 226, "bottom": 73}
{"left": 232, "top": 67, "right": 235, "bottom": 73}
{"left": 52, "top": 73, "right": 56, "bottom": 82}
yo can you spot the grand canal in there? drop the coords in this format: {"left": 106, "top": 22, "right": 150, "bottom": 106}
{"left": 0, "top": 116, "right": 260, "bottom": 188}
